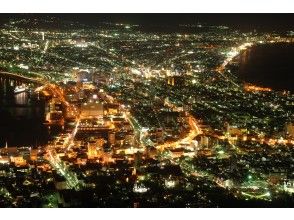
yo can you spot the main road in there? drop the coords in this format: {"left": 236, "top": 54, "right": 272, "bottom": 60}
{"left": 46, "top": 119, "right": 82, "bottom": 190}
{"left": 156, "top": 114, "right": 202, "bottom": 150}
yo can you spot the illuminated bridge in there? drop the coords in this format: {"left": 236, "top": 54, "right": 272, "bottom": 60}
{"left": 0, "top": 71, "right": 44, "bottom": 86}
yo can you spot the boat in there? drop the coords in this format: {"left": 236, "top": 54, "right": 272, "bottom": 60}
{"left": 14, "top": 85, "right": 28, "bottom": 94}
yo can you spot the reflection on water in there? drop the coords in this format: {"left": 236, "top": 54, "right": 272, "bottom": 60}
{"left": 0, "top": 80, "right": 49, "bottom": 147}
{"left": 12, "top": 92, "right": 32, "bottom": 117}
{"left": 15, "top": 92, "right": 28, "bottom": 105}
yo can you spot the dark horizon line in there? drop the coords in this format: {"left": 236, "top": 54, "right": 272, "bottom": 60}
{"left": 0, "top": 13, "right": 293, "bottom": 31}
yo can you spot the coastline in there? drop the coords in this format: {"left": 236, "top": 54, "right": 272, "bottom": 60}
{"left": 221, "top": 41, "right": 294, "bottom": 93}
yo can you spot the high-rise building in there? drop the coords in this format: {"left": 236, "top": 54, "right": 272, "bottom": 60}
{"left": 167, "top": 77, "right": 175, "bottom": 86}
{"left": 87, "top": 141, "right": 98, "bottom": 159}
{"left": 200, "top": 136, "right": 209, "bottom": 147}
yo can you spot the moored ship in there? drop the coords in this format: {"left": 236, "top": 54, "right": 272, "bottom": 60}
{"left": 14, "top": 85, "right": 28, "bottom": 94}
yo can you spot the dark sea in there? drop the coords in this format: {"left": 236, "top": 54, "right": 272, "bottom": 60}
{"left": 236, "top": 43, "right": 294, "bottom": 92}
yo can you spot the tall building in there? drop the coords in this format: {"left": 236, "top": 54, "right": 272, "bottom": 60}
{"left": 87, "top": 141, "right": 98, "bottom": 159}
{"left": 200, "top": 136, "right": 209, "bottom": 147}
{"left": 167, "top": 77, "right": 175, "bottom": 86}
{"left": 108, "top": 132, "right": 116, "bottom": 145}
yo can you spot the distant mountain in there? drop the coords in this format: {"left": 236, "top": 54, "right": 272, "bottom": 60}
{"left": 1, "top": 15, "right": 91, "bottom": 30}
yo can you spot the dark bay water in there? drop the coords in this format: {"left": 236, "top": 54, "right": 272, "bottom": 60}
{"left": 0, "top": 83, "right": 49, "bottom": 147}
{"left": 236, "top": 43, "right": 294, "bottom": 92}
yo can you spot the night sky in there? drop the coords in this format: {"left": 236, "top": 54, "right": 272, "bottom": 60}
{"left": 0, "top": 14, "right": 293, "bottom": 31}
